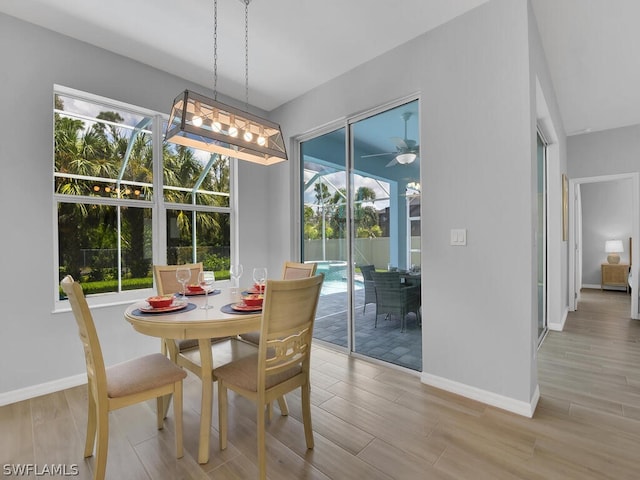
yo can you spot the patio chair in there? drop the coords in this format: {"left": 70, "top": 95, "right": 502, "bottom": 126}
{"left": 216, "top": 274, "right": 324, "bottom": 480}
{"left": 60, "top": 275, "right": 186, "bottom": 480}
{"left": 370, "top": 271, "right": 421, "bottom": 332}
{"left": 358, "top": 264, "right": 377, "bottom": 313}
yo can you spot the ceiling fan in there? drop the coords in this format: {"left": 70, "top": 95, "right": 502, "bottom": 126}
{"left": 362, "top": 112, "right": 419, "bottom": 167}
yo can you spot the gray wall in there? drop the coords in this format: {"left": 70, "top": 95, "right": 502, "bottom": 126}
{"left": 268, "top": 0, "right": 567, "bottom": 410}
{"left": 568, "top": 124, "right": 640, "bottom": 179}
{"left": 0, "top": 12, "right": 270, "bottom": 395}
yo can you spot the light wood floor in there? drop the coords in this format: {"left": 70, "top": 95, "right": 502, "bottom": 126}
{"left": 2, "top": 288, "right": 640, "bottom": 479}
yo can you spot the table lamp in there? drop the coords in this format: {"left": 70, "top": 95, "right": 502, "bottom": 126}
{"left": 605, "top": 239, "right": 624, "bottom": 264}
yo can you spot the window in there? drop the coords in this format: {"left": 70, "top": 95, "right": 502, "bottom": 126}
{"left": 54, "top": 86, "right": 232, "bottom": 303}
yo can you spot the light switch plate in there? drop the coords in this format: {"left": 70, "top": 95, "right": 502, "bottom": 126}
{"left": 450, "top": 228, "right": 467, "bottom": 246}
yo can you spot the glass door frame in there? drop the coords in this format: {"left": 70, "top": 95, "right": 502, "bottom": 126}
{"left": 293, "top": 94, "right": 421, "bottom": 362}
{"left": 537, "top": 127, "right": 549, "bottom": 346}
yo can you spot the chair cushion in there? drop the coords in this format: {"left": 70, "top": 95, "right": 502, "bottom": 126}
{"left": 214, "top": 354, "right": 302, "bottom": 392}
{"left": 106, "top": 353, "right": 186, "bottom": 398}
{"left": 238, "top": 331, "right": 261, "bottom": 346}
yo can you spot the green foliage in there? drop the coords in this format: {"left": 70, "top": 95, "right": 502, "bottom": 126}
{"left": 202, "top": 253, "right": 230, "bottom": 280}
{"left": 55, "top": 95, "right": 231, "bottom": 295}
{"left": 59, "top": 276, "right": 153, "bottom": 299}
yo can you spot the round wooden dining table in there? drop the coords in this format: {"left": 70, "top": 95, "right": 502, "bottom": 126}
{"left": 124, "top": 289, "right": 261, "bottom": 464}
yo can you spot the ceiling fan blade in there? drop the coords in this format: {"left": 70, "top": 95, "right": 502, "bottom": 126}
{"left": 361, "top": 152, "right": 395, "bottom": 158}
{"left": 385, "top": 157, "right": 398, "bottom": 167}
{"left": 390, "top": 136, "right": 408, "bottom": 149}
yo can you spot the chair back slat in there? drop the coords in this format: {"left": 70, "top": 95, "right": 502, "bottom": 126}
{"left": 258, "top": 275, "right": 324, "bottom": 388}
{"left": 153, "top": 262, "right": 203, "bottom": 296}
{"left": 282, "top": 261, "right": 317, "bottom": 279}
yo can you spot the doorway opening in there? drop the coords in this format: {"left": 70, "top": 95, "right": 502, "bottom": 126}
{"left": 568, "top": 173, "right": 639, "bottom": 320}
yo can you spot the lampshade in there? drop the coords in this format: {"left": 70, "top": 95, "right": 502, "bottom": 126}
{"left": 166, "top": 90, "right": 287, "bottom": 166}
{"left": 605, "top": 240, "right": 624, "bottom": 253}
{"left": 395, "top": 152, "right": 417, "bottom": 164}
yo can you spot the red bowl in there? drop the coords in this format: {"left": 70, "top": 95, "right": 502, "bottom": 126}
{"left": 147, "top": 296, "right": 173, "bottom": 308}
{"left": 243, "top": 294, "right": 263, "bottom": 307}
{"left": 187, "top": 284, "right": 204, "bottom": 293}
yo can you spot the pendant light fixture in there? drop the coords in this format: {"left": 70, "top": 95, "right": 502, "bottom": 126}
{"left": 165, "top": 0, "right": 287, "bottom": 165}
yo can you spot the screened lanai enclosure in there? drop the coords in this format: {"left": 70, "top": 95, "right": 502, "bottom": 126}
{"left": 300, "top": 99, "right": 423, "bottom": 371}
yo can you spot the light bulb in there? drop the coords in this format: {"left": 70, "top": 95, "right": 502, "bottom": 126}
{"left": 243, "top": 130, "right": 253, "bottom": 142}
{"left": 228, "top": 125, "right": 238, "bottom": 137}
{"left": 257, "top": 127, "right": 266, "bottom": 146}
{"left": 192, "top": 115, "right": 203, "bottom": 127}
{"left": 212, "top": 120, "right": 222, "bottom": 133}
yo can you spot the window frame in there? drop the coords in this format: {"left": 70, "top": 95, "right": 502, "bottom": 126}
{"left": 52, "top": 85, "right": 235, "bottom": 310}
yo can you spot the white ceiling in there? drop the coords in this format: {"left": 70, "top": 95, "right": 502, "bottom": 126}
{"left": 531, "top": 0, "right": 640, "bottom": 135}
{"left": 2, "top": 0, "right": 639, "bottom": 136}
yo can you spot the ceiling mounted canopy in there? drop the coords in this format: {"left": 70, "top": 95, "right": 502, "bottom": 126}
{"left": 165, "top": 0, "right": 287, "bottom": 166}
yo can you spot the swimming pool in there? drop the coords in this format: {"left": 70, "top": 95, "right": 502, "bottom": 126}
{"left": 305, "top": 260, "right": 364, "bottom": 295}
{"left": 307, "top": 260, "right": 348, "bottom": 282}
{"left": 321, "top": 278, "right": 363, "bottom": 295}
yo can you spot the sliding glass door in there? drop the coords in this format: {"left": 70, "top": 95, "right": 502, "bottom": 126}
{"left": 300, "top": 100, "right": 422, "bottom": 371}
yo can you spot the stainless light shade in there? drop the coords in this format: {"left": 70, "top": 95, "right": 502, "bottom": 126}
{"left": 166, "top": 90, "right": 287, "bottom": 166}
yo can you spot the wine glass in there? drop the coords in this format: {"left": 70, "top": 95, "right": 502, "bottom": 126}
{"left": 175, "top": 267, "right": 191, "bottom": 302}
{"left": 198, "top": 271, "right": 216, "bottom": 310}
{"left": 229, "top": 264, "right": 243, "bottom": 296}
{"left": 252, "top": 267, "right": 267, "bottom": 294}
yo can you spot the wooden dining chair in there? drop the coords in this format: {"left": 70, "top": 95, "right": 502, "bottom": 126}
{"left": 216, "top": 274, "right": 324, "bottom": 480}
{"left": 60, "top": 275, "right": 186, "bottom": 480}
{"left": 153, "top": 262, "right": 254, "bottom": 432}
{"left": 281, "top": 260, "right": 318, "bottom": 280}
{"left": 153, "top": 263, "right": 204, "bottom": 354}
{"left": 154, "top": 262, "right": 203, "bottom": 298}
{"left": 239, "top": 261, "right": 317, "bottom": 345}
{"left": 238, "top": 261, "right": 318, "bottom": 418}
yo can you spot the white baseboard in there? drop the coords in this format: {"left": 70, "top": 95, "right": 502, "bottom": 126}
{"left": 0, "top": 374, "right": 87, "bottom": 407}
{"left": 548, "top": 306, "right": 568, "bottom": 331}
{"left": 421, "top": 372, "right": 540, "bottom": 418}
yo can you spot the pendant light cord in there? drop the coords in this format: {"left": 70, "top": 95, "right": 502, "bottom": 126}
{"left": 244, "top": 0, "right": 250, "bottom": 112}
{"left": 213, "top": 0, "right": 218, "bottom": 101}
